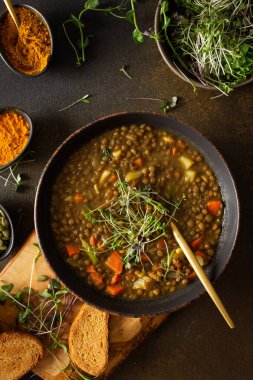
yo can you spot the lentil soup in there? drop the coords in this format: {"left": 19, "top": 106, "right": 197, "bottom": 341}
{"left": 50, "top": 124, "right": 223, "bottom": 300}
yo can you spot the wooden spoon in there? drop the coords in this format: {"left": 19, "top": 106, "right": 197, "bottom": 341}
{"left": 3, "top": 0, "right": 20, "bottom": 29}
{"left": 171, "top": 221, "right": 235, "bottom": 329}
{"left": 2, "top": 0, "right": 29, "bottom": 63}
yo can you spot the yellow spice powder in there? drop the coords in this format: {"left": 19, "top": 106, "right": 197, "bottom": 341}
{"left": 0, "top": 112, "right": 30, "bottom": 166}
{"left": 0, "top": 7, "right": 51, "bottom": 75}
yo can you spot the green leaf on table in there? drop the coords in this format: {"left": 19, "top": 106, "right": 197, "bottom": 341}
{"left": 85, "top": 0, "right": 99, "bottom": 10}
{"left": 70, "top": 14, "right": 84, "bottom": 28}
{"left": 55, "top": 289, "right": 69, "bottom": 297}
{"left": 125, "top": 10, "right": 134, "bottom": 24}
{"left": 132, "top": 28, "right": 144, "bottom": 43}
{"left": 1, "top": 283, "right": 14, "bottom": 293}
{"left": 18, "top": 308, "right": 32, "bottom": 324}
{"left": 50, "top": 279, "right": 61, "bottom": 290}
{"left": 37, "top": 275, "right": 49, "bottom": 282}
{"left": 40, "top": 289, "right": 52, "bottom": 299}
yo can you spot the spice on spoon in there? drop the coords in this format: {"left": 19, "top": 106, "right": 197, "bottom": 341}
{"left": 0, "top": 7, "right": 51, "bottom": 75}
{"left": 0, "top": 111, "right": 30, "bottom": 167}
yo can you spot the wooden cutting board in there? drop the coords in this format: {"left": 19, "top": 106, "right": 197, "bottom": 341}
{"left": 0, "top": 232, "right": 169, "bottom": 379}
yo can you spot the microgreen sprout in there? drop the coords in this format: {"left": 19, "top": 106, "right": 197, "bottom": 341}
{"left": 59, "top": 94, "right": 90, "bottom": 112}
{"left": 0, "top": 244, "right": 92, "bottom": 380}
{"left": 0, "top": 151, "right": 35, "bottom": 191}
{"left": 120, "top": 65, "right": 132, "bottom": 79}
{"left": 160, "top": 0, "right": 253, "bottom": 94}
{"left": 63, "top": 0, "right": 160, "bottom": 66}
{"left": 126, "top": 95, "right": 196, "bottom": 113}
{"left": 83, "top": 173, "right": 185, "bottom": 270}
{"left": 63, "top": 0, "right": 129, "bottom": 67}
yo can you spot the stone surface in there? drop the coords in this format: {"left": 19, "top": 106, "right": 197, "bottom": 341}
{"left": 0, "top": 1, "right": 252, "bottom": 379}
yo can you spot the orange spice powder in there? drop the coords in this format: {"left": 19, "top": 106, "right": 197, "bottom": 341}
{"left": 0, "top": 7, "right": 51, "bottom": 75}
{"left": 0, "top": 112, "right": 30, "bottom": 166}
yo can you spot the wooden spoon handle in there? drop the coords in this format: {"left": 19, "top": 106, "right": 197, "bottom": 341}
{"left": 3, "top": 0, "right": 20, "bottom": 29}
{"left": 171, "top": 221, "right": 235, "bottom": 329}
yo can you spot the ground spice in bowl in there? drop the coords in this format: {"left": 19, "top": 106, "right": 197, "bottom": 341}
{"left": 0, "top": 110, "right": 31, "bottom": 168}
{"left": 0, "top": 6, "right": 52, "bottom": 76}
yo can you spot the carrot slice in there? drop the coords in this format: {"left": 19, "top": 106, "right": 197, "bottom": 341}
{"left": 133, "top": 158, "right": 143, "bottom": 168}
{"left": 89, "top": 233, "right": 97, "bottom": 248}
{"left": 207, "top": 200, "right": 221, "bottom": 215}
{"left": 97, "top": 240, "right": 104, "bottom": 252}
{"left": 111, "top": 273, "right": 121, "bottom": 285}
{"left": 186, "top": 272, "right": 196, "bottom": 281}
{"left": 106, "top": 251, "right": 123, "bottom": 274}
{"left": 106, "top": 284, "right": 124, "bottom": 296}
{"left": 191, "top": 236, "right": 205, "bottom": 249}
{"left": 109, "top": 173, "right": 118, "bottom": 183}
{"left": 66, "top": 245, "right": 80, "bottom": 257}
{"left": 74, "top": 193, "right": 84, "bottom": 203}
{"left": 156, "top": 238, "right": 166, "bottom": 250}
{"left": 177, "top": 139, "right": 186, "bottom": 148}
{"left": 172, "top": 147, "right": 178, "bottom": 156}
{"left": 195, "top": 250, "right": 205, "bottom": 258}
{"left": 86, "top": 265, "right": 96, "bottom": 273}
{"left": 141, "top": 253, "right": 150, "bottom": 263}
{"left": 91, "top": 271, "right": 104, "bottom": 286}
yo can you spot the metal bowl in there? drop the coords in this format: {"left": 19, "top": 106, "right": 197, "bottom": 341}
{"left": 154, "top": 1, "right": 253, "bottom": 90}
{"left": 0, "top": 204, "right": 14, "bottom": 261}
{"left": 0, "top": 4, "right": 53, "bottom": 77}
{"left": 0, "top": 107, "right": 33, "bottom": 171}
{"left": 35, "top": 112, "right": 239, "bottom": 316}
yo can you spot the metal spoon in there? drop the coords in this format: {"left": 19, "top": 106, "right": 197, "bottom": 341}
{"left": 3, "top": 0, "right": 19, "bottom": 29}
{"left": 171, "top": 221, "right": 235, "bottom": 329}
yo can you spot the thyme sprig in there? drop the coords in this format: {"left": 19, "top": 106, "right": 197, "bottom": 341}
{"left": 83, "top": 174, "right": 184, "bottom": 269}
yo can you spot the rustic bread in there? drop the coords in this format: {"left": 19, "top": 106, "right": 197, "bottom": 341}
{"left": 69, "top": 304, "right": 109, "bottom": 377}
{"left": 0, "top": 331, "right": 44, "bottom": 380}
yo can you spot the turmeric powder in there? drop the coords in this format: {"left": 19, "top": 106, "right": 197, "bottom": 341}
{"left": 0, "top": 111, "right": 30, "bottom": 166}
{"left": 0, "top": 7, "right": 51, "bottom": 75}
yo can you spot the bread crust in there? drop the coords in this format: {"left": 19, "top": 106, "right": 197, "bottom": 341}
{"left": 69, "top": 304, "right": 109, "bottom": 377}
{"left": 0, "top": 331, "right": 44, "bottom": 380}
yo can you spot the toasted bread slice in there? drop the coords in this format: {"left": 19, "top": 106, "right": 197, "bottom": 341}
{"left": 0, "top": 331, "right": 43, "bottom": 380}
{"left": 69, "top": 304, "right": 109, "bottom": 377}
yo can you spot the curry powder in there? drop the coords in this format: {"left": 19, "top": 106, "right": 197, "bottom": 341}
{"left": 0, "top": 7, "right": 51, "bottom": 75}
{"left": 0, "top": 112, "right": 30, "bottom": 166}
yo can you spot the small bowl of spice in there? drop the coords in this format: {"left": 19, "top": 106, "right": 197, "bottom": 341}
{"left": 0, "top": 205, "right": 14, "bottom": 261}
{"left": 0, "top": 4, "right": 53, "bottom": 76}
{"left": 0, "top": 108, "right": 33, "bottom": 170}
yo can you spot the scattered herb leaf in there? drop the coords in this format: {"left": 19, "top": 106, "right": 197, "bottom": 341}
{"left": 120, "top": 65, "right": 132, "bottom": 79}
{"left": 0, "top": 151, "right": 35, "bottom": 192}
{"left": 59, "top": 94, "right": 90, "bottom": 112}
{"left": 37, "top": 275, "right": 49, "bottom": 282}
{"left": 126, "top": 95, "right": 196, "bottom": 113}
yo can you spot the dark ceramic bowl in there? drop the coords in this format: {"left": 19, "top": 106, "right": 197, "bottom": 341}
{"left": 0, "top": 204, "right": 14, "bottom": 261}
{"left": 154, "top": 1, "right": 253, "bottom": 90}
{"left": 0, "top": 107, "right": 33, "bottom": 171}
{"left": 35, "top": 112, "right": 239, "bottom": 316}
{"left": 0, "top": 4, "right": 53, "bottom": 77}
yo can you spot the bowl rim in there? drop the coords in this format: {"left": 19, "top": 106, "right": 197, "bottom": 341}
{"left": 0, "top": 4, "right": 54, "bottom": 77}
{"left": 0, "top": 204, "right": 14, "bottom": 261}
{"left": 35, "top": 111, "right": 240, "bottom": 316}
{"left": 154, "top": 1, "right": 253, "bottom": 90}
{"left": 0, "top": 107, "right": 33, "bottom": 171}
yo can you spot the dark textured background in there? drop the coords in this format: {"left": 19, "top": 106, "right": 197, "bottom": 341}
{"left": 0, "top": 1, "right": 253, "bottom": 379}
